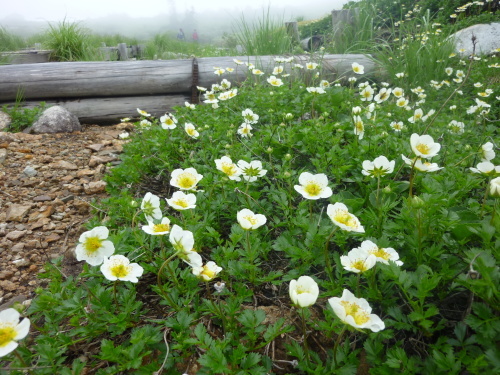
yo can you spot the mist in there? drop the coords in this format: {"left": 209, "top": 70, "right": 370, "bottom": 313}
{"left": 0, "top": 1, "right": 351, "bottom": 43}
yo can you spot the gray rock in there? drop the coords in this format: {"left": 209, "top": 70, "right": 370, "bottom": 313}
{"left": 0, "top": 111, "right": 11, "bottom": 131}
{"left": 450, "top": 22, "right": 500, "bottom": 56}
{"left": 0, "top": 149, "right": 7, "bottom": 165}
{"left": 29, "top": 106, "right": 81, "bottom": 134}
{"left": 23, "top": 166, "right": 38, "bottom": 177}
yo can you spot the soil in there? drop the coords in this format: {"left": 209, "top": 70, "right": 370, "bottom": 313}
{"left": 0, "top": 123, "right": 133, "bottom": 310}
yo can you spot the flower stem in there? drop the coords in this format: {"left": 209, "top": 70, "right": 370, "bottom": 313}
{"left": 333, "top": 325, "right": 347, "bottom": 368}
{"left": 480, "top": 177, "right": 491, "bottom": 217}
{"left": 113, "top": 280, "right": 119, "bottom": 306}
{"left": 324, "top": 227, "right": 339, "bottom": 283}
{"left": 300, "top": 307, "right": 311, "bottom": 364}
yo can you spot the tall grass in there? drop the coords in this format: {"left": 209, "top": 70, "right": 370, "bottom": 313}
{"left": 0, "top": 26, "right": 25, "bottom": 52}
{"left": 42, "top": 20, "right": 96, "bottom": 61}
{"left": 233, "top": 7, "right": 293, "bottom": 56}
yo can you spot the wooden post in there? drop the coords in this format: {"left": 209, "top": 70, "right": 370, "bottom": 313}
{"left": 117, "top": 43, "right": 128, "bottom": 61}
{"left": 285, "top": 22, "right": 300, "bottom": 44}
{"left": 331, "top": 9, "right": 359, "bottom": 38}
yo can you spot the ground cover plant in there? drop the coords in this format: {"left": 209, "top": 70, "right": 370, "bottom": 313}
{"left": 1, "top": 3, "right": 499, "bottom": 375}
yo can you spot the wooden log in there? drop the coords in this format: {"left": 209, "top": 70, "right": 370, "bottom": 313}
{"left": 2, "top": 95, "right": 188, "bottom": 124}
{"left": 0, "top": 54, "right": 381, "bottom": 102}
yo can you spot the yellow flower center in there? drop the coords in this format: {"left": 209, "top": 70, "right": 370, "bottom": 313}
{"left": 0, "top": 325, "right": 16, "bottom": 347}
{"left": 341, "top": 301, "right": 370, "bottom": 325}
{"left": 177, "top": 174, "right": 196, "bottom": 189}
{"left": 379, "top": 92, "right": 389, "bottom": 100}
{"left": 244, "top": 215, "right": 258, "bottom": 225}
{"left": 84, "top": 237, "right": 103, "bottom": 253}
{"left": 362, "top": 90, "right": 371, "bottom": 98}
{"left": 355, "top": 121, "right": 364, "bottom": 132}
{"left": 416, "top": 143, "right": 430, "bottom": 155}
{"left": 153, "top": 223, "right": 170, "bottom": 232}
{"left": 110, "top": 263, "right": 131, "bottom": 278}
{"left": 353, "top": 66, "right": 360, "bottom": 73}
{"left": 334, "top": 211, "right": 357, "bottom": 228}
{"left": 371, "top": 248, "right": 390, "bottom": 260}
{"left": 352, "top": 260, "right": 370, "bottom": 272}
{"left": 201, "top": 266, "right": 216, "bottom": 280}
{"left": 173, "top": 199, "right": 189, "bottom": 208}
{"left": 187, "top": 127, "right": 196, "bottom": 136}
{"left": 304, "top": 182, "right": 322, "bottom": 196}
{"left": 221, "top": 162, "right": 237, "bottom": 176}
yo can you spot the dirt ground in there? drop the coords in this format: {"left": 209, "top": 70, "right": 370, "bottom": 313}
{"left": 0, "top": 123, "right": 133, "bottom": 310}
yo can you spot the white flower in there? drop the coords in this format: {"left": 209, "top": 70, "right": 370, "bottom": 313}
{"left": 238, "top": 123, "right": 253, "bottom": 138}
{"left": 142, "top": 217, "right": 171, "bottom": 235}
{"left": 327, "top": 203, "right": 364, "bottom": 233}
{"left": 137, "top": 108, "right": 150, "bottom": 117}
{"left": 192, "top": 261, "right": 223, "bottom": 281}
{"left": 166, "top": 191, "right": 197, "bottom": 210}
{"left": 390, "top": 121, "right": 404, "bottom": 132}
{"left": 141, "top": 192, "right": 162, "bottom": 221}
{"left": 352, "top": 106, "right": 362, "bottom": 115}
{"left": 374, "top": 88, "right": 391, "bottom": 103}
{"left": 267, "top": 75, "right": 283, "bottom": 87}
{"left": 215, "top": 156, "right": 242, "bottom": 181}
{"left": 220, "top": 78, "right": 231, "bottom": 89}
{"left": 242, "top": 109, "right": 259, "bottom": 124}
{"left": 306, "top": 62, "right": 318, "bottom": 70}
{"left": 401, "top": 155, "right": 443, "bottom": 172}
{"left": 289, "top": 276, "right": 319, "bottom": 307}
{"left": 362, "top": 156, "right": 395, "bottom": 178}
{"left": 448, "top": 120, "right": 465, "bottom": 134}
{"left": 408, "top": 108, "right": 424, "bottom": 123}
{"left": 396, "top": 97, "right": 409, "bottom": 107}
{"left": 359, "top": 240, "right": 403, "bottom": 266}
{"left": 353, "top": 115, "right": 365, "bottom": 140}
{"left": 294, "top": 172, "right": 333, "bottom": 200}
{"left": 319, "top": 80, "right": 330, "bottom": 88}
{"left": 170, "top": 168, "right": 203, "bottom": 191}
{"left": 237, "top": 208, "right": 266, "bottom": 230}
{"left": 328, "top": 289, "right": 385, "bottom": 332}
{"left": 185, "top": 101, "right": 196, "bottom": 109}
{"left": 306, "top": 87, "right": 326, "bottom": 95}
{"left": 481, "top": 142, "right": 495, "bottom": 162}
{"left": 184, "top": 123, "right": 199, "bottom": 139}
{"left": 410, "top": 133, "right": 441, "bottom": 159}
{"left": 470, "top": 161, "right": 500, "bottom": 175}
{"left": 360, "top": 86, "right": 374, "bottom": 101}
{"left": 214, "top": 67, "right": 225, "bottom": 76}
{"left": 490, "top": 177, "right": 500, "bottom": 197}
{"left": 340, "top": 246, "right": 377, "bottom": 273}
{"left": 139, "top": 119, "right": 152, "bottom": 128}
{"left": 0, "top": 308, "right": 30, "bottom": 357}
{"left": 160, "top": 113, "right": 177, "bottom": 129}
{"left": 118, "top": 132, "right": 130, "bottom": 139}
{"left": 392, "top": 87, "right": 404, "bottom": 97}
{"left": 169, "top": 224, "right": 194, "bottom": 253}
{"left": 252, "top": 68, "right": 264, "bottom": 76}
{"left": 352, "top": 62, "right": 365, "bottom": 74}
{"left": 237, "top": 160, "right": 267, "bottom": 182}
{"left": 75, "top": 226, "right": 115, "bottom": 266}
{"left": 100, "top": 255, "right": 143, "bottom": 283}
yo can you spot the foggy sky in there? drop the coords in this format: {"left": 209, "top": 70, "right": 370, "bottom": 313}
{"left": 3, "top": 0, "right": 351, "bottom": 22}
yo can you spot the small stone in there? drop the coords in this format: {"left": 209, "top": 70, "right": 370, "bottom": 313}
{"left": 11, "top": 243, "right": 25, "bottom": 252}
{"left": 86, "top": 144, "right": 104, "bottom": 152}
{"left": 22, "top": 165, "right": 38, "bottom": 177}
{"left": 0, "top": 148, "right": 7, "bottom": 164}
{"left": 50, "top": 160, "right": 78, "bottom": 170}
{"left": 28, "top": 206, "right": 54, "bottom": 222}
{"left": 76, "top": 169, "right": 95, "bottom": 177}
{"left": 6, "top": 204, "right": 31, "bottom": 222}
{"left": 88, "top": 155, "right": 117, "bottom": 167}
{"left": 45, "top": 233, "right": 61, "bottom": 243}
{"left": 6, "top": 230, "right": 27, "bottom": 240}
{"left": 73, "top": 200, "right": 90, "bottom": 214}
{"left": 84, "top": 181, "right": 107, "bottom": 194}
{"left": 0, "top": 271, "right": 14, "bottom": 280}
{"left": 12, "top": 258, "right": 30, "bottom": 267}
{"left": 60, "top": 195, "right": 75, "bottom": 203}
{"left": 33, "top": 195, "right": 52, "bottom": 202}
{"left": 0, "top": 280, "right": 17, "bottom": 291}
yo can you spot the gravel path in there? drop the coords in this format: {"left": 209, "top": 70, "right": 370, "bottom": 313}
{"left": 0, "top": 124, "right": 132, "bottom": 309}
